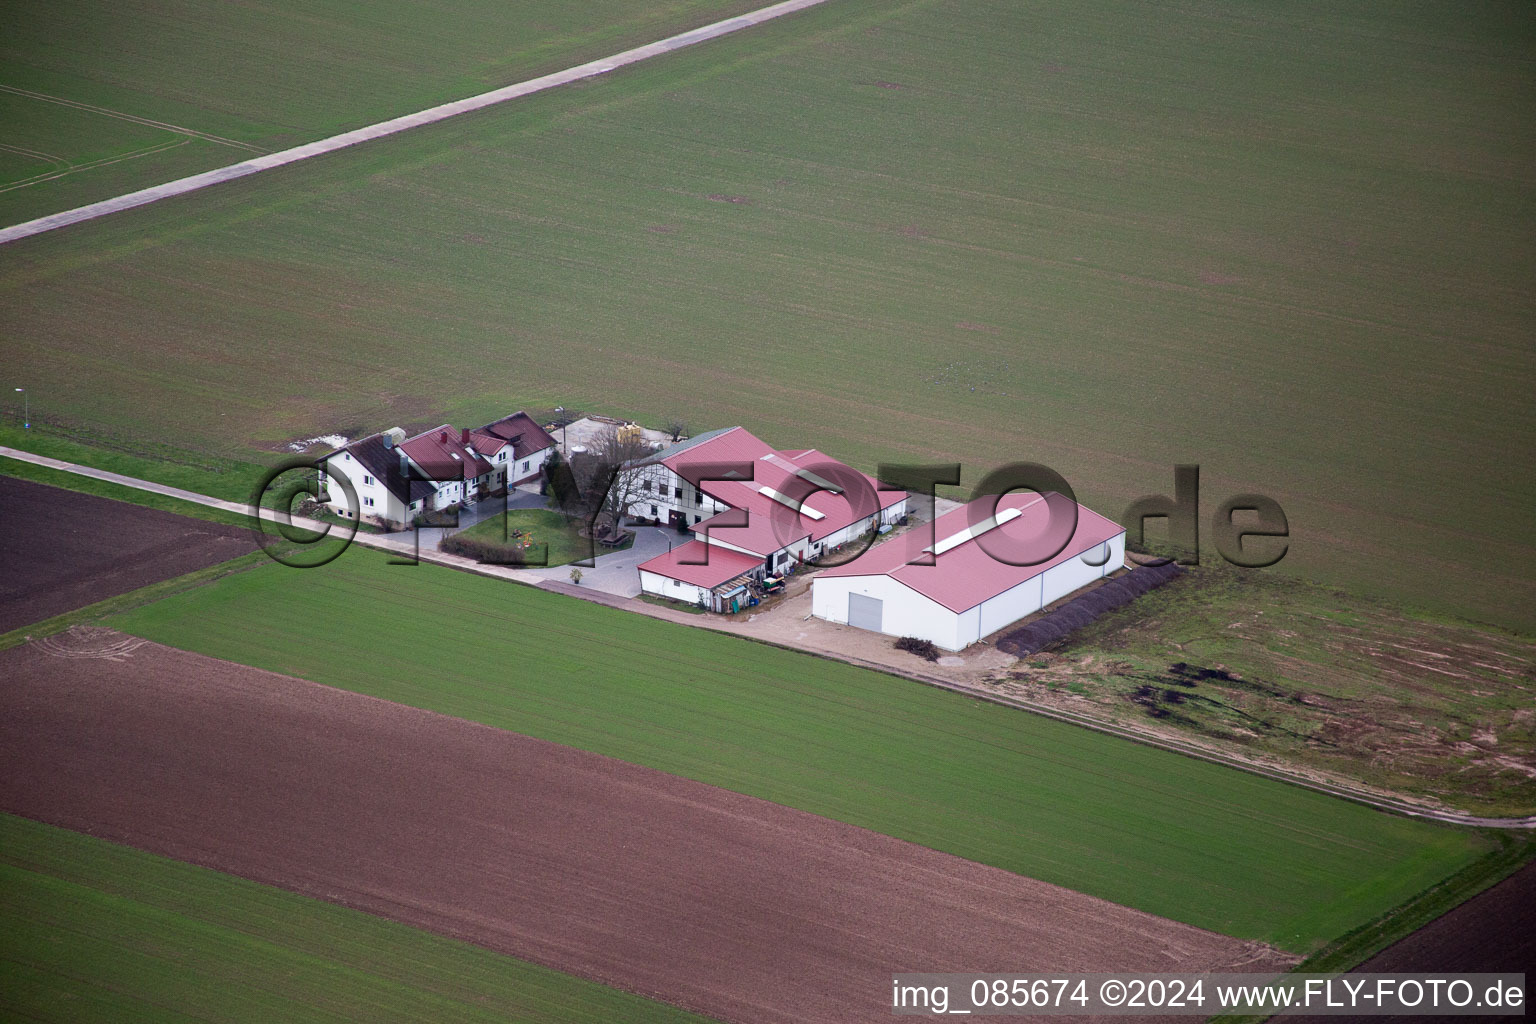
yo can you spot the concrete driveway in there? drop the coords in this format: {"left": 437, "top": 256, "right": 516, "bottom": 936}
{"left": 523, "top": 525, "right": 678, "bottom": 598}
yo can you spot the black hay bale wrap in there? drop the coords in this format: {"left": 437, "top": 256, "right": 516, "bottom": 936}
{"left": 995, "top": 563, "right": 1184, "bottom": 657}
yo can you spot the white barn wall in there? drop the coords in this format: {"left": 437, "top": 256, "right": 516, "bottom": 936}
{"left": 1039, "top": 534, "right": 1125, "bottom": 608}
{"left": 811, "top": 574, "right": 966, "bottom": 651}
{"left": 814, "top": 531, "right": 1127, "bottom": 651}
{"left": 626, "top": 464, "right": 730, "bottom": 523}
{"left": 975, "top": 574, "right": 1046, "bottom": 641}
{"left": 638, "top": 569, "right": 709, "bottom": 608}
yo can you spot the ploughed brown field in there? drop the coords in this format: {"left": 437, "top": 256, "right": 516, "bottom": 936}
{"left": 0, "top": 636, "right": 1291, "bottom": 1024}
{"left": 0, "top": 475, "right": 253, "bottom": 633}
{"left": 1290, "top": 862, "right": 1536, "bottom": 1024}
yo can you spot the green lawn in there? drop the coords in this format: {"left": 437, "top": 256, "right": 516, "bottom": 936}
{"left": 2, "top": 0, "right": 1531, "bottom": 629}
{"left": 0, "top": 814, "right": 719, "bottom": 1024}
{"left": 106, "top": 546, "right": 1491, "bottom": 953}
{"left": 449, "top": 508, "right": 629, "bottom": 566}
{"left": 1, "top": 0, "right": 765, "bottom": 223}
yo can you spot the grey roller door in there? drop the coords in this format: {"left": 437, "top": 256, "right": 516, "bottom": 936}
{"left": 848, "top": 593, "right": 883, "bottom": 632}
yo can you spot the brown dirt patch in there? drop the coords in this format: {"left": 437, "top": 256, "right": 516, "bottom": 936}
{"left": 0, "top": 638, "right": 1288, "bottom": 1024}
{"left": 705, "top": 194, "right": 750, "bottom": 204}
{"left": 0, "top": 476, "right": 253, "bottom": 633}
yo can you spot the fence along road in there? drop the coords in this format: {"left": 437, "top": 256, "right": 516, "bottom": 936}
{"left": 0, "top": 0, "right": 834, "bottom": 246}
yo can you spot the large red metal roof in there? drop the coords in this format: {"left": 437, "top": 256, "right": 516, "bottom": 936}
{"left": 662, "top": 428, "right": 905, "bottom": 558}
{"left": 817, "top": 491, "right": 1125, "bottom": 613}
{"left": 636, "top": 540, "right": 763, "bottom": 589}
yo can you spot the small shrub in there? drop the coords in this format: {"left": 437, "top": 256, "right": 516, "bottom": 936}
{"left": 895, "top": 636, "right": 940, "bottom": 662}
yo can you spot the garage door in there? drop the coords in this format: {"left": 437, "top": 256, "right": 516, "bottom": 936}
{"left": 848, "top": 593, "right": 883, "bottom": 632}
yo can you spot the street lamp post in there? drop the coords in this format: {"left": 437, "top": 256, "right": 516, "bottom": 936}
{"left": 555, "top": 405, "right": 567, "bottom": 453}
{"left": 14, "top": 388, "right": 26, "bottom": 429}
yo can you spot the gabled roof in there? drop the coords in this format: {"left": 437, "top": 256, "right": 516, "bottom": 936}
{"left": 659, "top": 426, "right": 906, "bottom": 558}
{"left": 321, "top": 434, "right": 434, "bottom": 506}
{"left": 817, "top": 492, "right": 1125, "bottom": 613}
{"left": 636, "top": 540, "right": 762, "bottom": 589}
{"left": 400, "top": 425, "right": 495, "bottom": 483}
{"left": 650, "top": 425, "right": 743, "bottom": 467}
{"left": 470, "top": 412, "right": 556, "bottom": 460}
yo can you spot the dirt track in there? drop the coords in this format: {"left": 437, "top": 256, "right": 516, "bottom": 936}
{"left": 0, "top": 636, "right": 1288, "bottom": 1023}
{"left": 0, "top": 475, "right": 252, "bottom": 633}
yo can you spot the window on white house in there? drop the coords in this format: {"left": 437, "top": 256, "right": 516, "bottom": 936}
{"left": 674, "top": 486, "right": 682, "bottom": 498}
{"left": 694, "top": 515, "right": 701, "bottom": 523}
{"left": 362, "top": 474, "right": 374, "bottom": 485}
{"left": 363, "top": 497, "right": 375, "bottom": 508}
{"left": 522, "top": 461, "right": 529, "bottom": 472}
{"left": 650, "top": 504, "right": 658, "bottom": 516}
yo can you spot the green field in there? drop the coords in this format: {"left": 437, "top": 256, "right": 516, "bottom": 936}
{"left": 2, "top": 0, "right": 1532, "bottom": 629}
{"left": 1, "top": 0, "right": 763, "bottom": 223}
{"left": 0, "top": 814, "right": 719, "bottom": 1024}
{"left": 106, "top": 546, "right": 1491, "bottom": 953}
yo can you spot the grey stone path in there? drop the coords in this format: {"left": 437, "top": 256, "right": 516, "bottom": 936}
{"left": 0, "top": 0, "right": 835, "bottom": 246}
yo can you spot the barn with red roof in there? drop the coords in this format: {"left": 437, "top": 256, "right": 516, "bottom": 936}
{"left": 633, "top": 426, "right": 909, "bottom": 609}
{"left": 811, "top": 490, "right": 1126, "bottom": 651}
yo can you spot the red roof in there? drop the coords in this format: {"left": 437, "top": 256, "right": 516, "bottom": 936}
{"left": 660, "top": 428, "right": 906, "bottom": 558}
{"left": 470, "top": 412, "right": 556, "bottom": 460}
{"left": 637, "top": 541, "right": 763, "bottom": 589}
{"left": 817, "top": 491, "right": 1125, "bottom": 612}
{"left": 400, "top": 425, "right": 496, "bottom": 482}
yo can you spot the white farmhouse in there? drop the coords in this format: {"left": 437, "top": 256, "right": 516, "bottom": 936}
{"left": 468, "top": 412, "right": 557, "bottom": 490}
{"left": 317, "top": 429, "right": 435, "bottom": 530}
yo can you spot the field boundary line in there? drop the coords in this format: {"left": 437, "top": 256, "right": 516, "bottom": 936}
{"left": 5, "top": 442, "right": 1532, "bottom": 831}
{"left": 0, "top": 0, "right": 834, "bottom": 245}
{"left": 0, "top": 139, "right": 193, "bottom": 195}
{"left": 0, "top": 85, "right": 266, "bottom": 153}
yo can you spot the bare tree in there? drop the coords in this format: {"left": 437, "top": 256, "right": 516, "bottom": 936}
{"left": 573, "top": 426, "right": 656, "bottom": 534}
{"left": 664, "top": 418, "right": 688, "bottom": 443}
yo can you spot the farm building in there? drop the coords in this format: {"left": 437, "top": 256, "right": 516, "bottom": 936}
{"left": 811, "top": 491, "right": 1126, "bottom": 651}
{"left": 468, "top": 412, "right": 556, "bottom": 489}
{"left": 318, "top": 411, "right": 554, "bottom": 530}
{"left": 317, "top": 429, "right": 433, "bottom": 530}
{"left": 633, "top": 426, "right": 909, "bottom": 608}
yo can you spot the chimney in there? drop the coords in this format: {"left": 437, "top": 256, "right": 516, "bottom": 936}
{"left": 439, "top": 430, "right": 448, "bottom": 443}
{"left": 382, "top": 433, "right": 394, "bottom": 449}
{"left": 461, "top": 426, "right": 470, "bottom": 445}
{"left": 398, "top": 449, "right": 409, "bottom": 477}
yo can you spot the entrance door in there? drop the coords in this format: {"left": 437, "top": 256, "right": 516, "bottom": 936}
{"left": 847, "top": 593, "right": 883, "bottom": 632}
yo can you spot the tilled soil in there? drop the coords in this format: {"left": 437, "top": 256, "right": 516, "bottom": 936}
{"left": 0, "top": 636, "right": 1290, "bottom": 1023}
{"left": 0, "top": 475, "right": 253, "bottom": 632}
